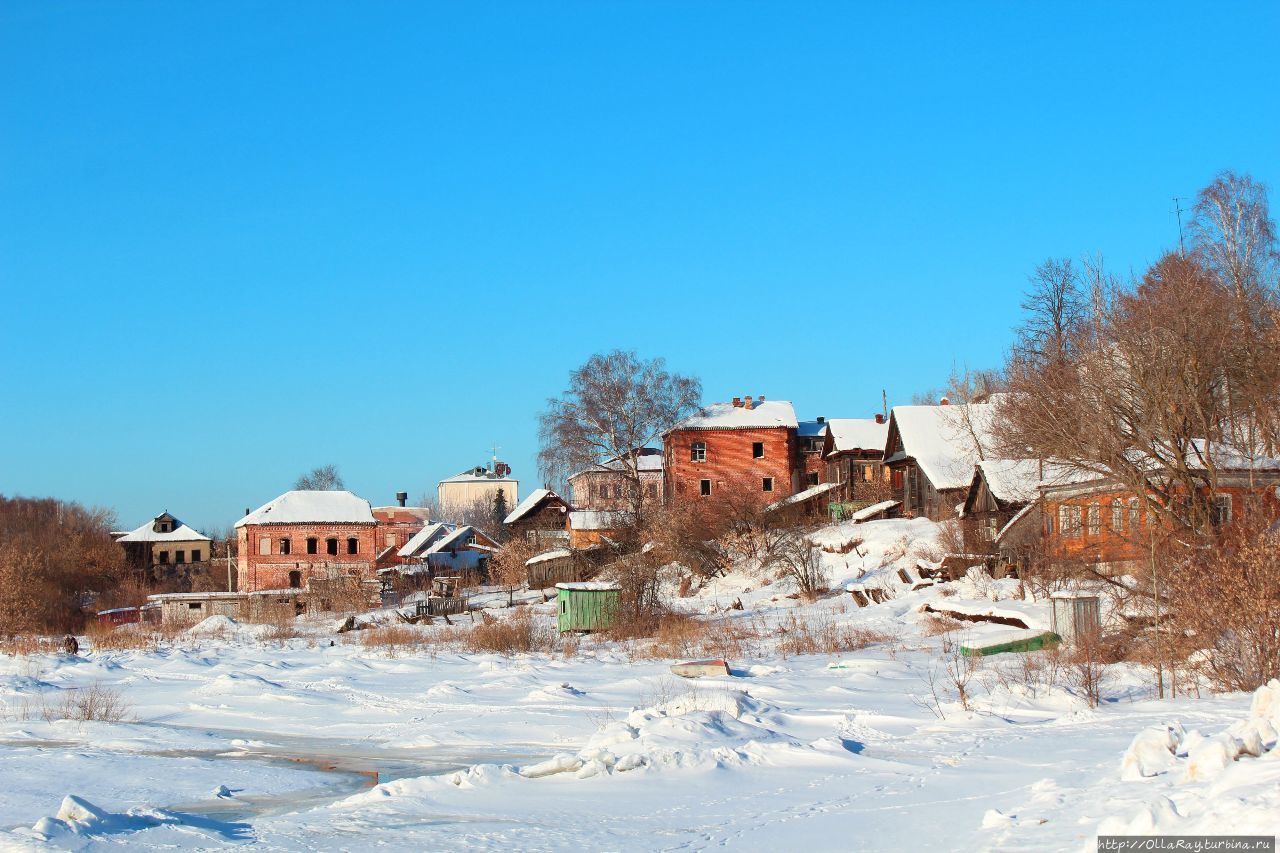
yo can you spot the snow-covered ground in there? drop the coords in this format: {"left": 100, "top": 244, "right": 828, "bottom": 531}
{"left": 1, "top": 518, "right": 1275, "bottom": 851}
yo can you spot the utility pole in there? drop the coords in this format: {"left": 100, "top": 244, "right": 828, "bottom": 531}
{"left": 1172, "top": 197, "right": 1188, "bottom": 255}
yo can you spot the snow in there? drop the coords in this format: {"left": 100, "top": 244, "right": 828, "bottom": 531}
{"left": 397, "top": 522, "right": 455, "bottom": 557}
{"left": 236, "top": 490, "right": 375, "bottom": 527}
{"left": 554, "top": 582, "right": 620, "bottom": 591}
{"left": 671, "top": 399, "right": 798, "bottom": 431}
{"left": 116, "top": 514, "right": 212, "bottom": 543}
{"left": 2, "top": 515, "right": 1277, "bottom": 850}
{"left": 825, "top": 418, "right": 889, "bottom": 454}
{"left": 502, "top": 488, "right": 563, "bottom": 525}
{"left": 974, "top": 458, "right": 1043, "bottom": 504}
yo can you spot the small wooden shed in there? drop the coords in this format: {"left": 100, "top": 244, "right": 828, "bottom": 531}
{"left": 1051, "top": 591, "right": 1101, "bottom": 643}
{"left": 555, "top": 582, "right": 620, "bottom": 633}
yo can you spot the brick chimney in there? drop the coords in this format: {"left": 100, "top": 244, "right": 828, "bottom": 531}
{"left": 939, "top": 397, "right": 950, "bottom": 406}
{"left": 816, "top": 416, "right": 825, "bottom": 423}
{"left": 732, "top": 397, "right": 742, "bottom": 407}
{"left": 758, "top": 395, "right": 766, "bottom": 402}
{"left": 875, "top": 413, "right": 885, "bottom": 424}
{"left": 396, "top": 491, "right": 408, "bottom": 507}
{"left": 743, "top": 395, "right": 754, "bottom": 410}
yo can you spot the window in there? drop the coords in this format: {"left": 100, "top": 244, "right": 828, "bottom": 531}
{"left": 326, "top": 538, "right": 338, "bottom": 556}
{"left": 691, "top": 442, "right": 706, "bottom": 462}
{"left": 981, "top": 516, "right": 998, "bottom": 541}
{"left": 188, "top": 602, "right": 202, "bottom": 610}
{"left": 762, "top": 477, "right": 774, "bottom": 492}
{"left": 1045, "top": 512, "right": 1054, "bottom": 535}
{"left": 1128, "top": 499, "right": 1140, "bottom": 531}
{"left": 159, "top": 550, "right": 170, "bottom": 564}
{"left": 1086, "top": 504, "right": 1100, "bottom": 536}
{"left": 1057, "top": 506, "right": 1070, "bottom": 538}
{"left": 288, "top": 570, "right": 302, "bottom": 589}
{"left": 807, "top": 472, "right": 819, "bottom": 486}
{"left": 1111, "top": 499, "right": 1124, "bottom": 532}
{"left": 280, "top": 538, "right": 291, "bottom": 555}
{"left": 1071, "top": 505, "right": 1083, "bottom": 538}
{"left": 191, "top": 549, "right": 201, "bottom": 562}
{"left": 752, "top": 442, "right": 764, "bottom": 459}
{"left": 891, "top": 469, "right": 904, "bottom": 490}
{"left": 700, "top": 479, "right": 712, "bottom": 496}
{"left": 862, "top": 465, "right": 873, "bottom": 482}
{"left": 176, "top": 550, "right": 186, "bottom": 564}
{"left": 159, "top": 522, "right": 171, "bottom": 533}
{"left": 1212, "top": 494, "right": 1232, "bottom": 527}
{"left": 646, "top": 483, "right": 658, "bottom": 500}
{"left": 347, "top": 537, "right": 358, "bottom": 555}
{"left": 307, "top": 538, "right": 318, "bottom": 555}
{"left": 385, "top": 533, "right": 396, "bottom": 548}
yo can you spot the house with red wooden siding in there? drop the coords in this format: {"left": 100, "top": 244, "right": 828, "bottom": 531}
{"left": 663, "top": 395, "right": 801, "bottom": 509}
{"left": 1039, "top": 451, "right": 1280, "bottom": 573}
{"left": 235, "top": 490, "right": 379, "bottom": 592}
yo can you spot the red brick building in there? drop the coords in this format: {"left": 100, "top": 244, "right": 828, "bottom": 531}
{"left": 371, "top": 496, "right": 431, "bottom": 568}
{"left": 796, "top": 419, "right": 829, "bottom": 488}
{"left": 663, "top": 396, "right": 801, "bottom": 510}
{"left": 235, "top": 490, "right": 379, "bottom": 592}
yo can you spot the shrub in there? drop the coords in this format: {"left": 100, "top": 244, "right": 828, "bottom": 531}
{"left": 464, "top": 609, "right": 557, "bottom": 655}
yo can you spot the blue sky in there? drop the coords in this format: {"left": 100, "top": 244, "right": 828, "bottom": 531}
{"left": 2, "top": 2, "right": 1277, "bottom": 534}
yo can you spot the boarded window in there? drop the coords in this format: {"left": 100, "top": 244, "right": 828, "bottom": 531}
{"left": 762, "top": 477, "right": 774, "bottom": 492}
{"left": 752, "top": 442, "right": 764, "bottom": 459}
{"left": 385, "top": 534, "right": 396, "bottom": 547}
{"left": 691, "top": 442, "right": 706, "bottom": 462}
{"left": 259, "top": 537, "right": 271, "bottom": 556}
{"left": 700, "top": 479, "right": 711, "bottom": 496}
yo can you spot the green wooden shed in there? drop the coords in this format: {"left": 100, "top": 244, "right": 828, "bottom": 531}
{"left": 555, "top": 582, "right": 620, "bottom": 633}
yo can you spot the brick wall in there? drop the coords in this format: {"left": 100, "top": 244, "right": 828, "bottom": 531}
{"left": 569, "top": 469, "right": 663, "bottom": 511}
{"left": 664, "top": 426, "right": 798, "bottom": 509}
{"left": 236, "top": 522, "right": 378, "bottom": 592}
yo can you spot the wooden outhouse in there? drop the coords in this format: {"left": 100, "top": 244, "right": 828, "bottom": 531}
{"left": 555, "top": 582, "right": 620, "bottom": 633}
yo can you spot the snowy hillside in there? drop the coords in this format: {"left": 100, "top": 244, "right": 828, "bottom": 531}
{"left": 1, "top": 518, "right": 1275, "bottom": 850}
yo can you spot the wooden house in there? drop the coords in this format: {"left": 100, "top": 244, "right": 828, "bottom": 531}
{"left": 960, "top": 459, "right": 1043, "bottom": 554}
{"left": 796, "top": 419, "right": 829, "bottom": 488}
{"left": 568, "top": 510, "right": 634, "bottom": 548}
{"left": 393, "top": 522, "right": 500, "bottom": 582}
{"left": 882, "top": 399, "right": 999, "bottom": 521}
{"left": 822, "top": 416, "right": 889, "bottom": 504}
{"left": 503, "top": 488, "right": 572, "bottom": 546}
{"left": 115, "top": 511, "right": 213, "bottom": 578}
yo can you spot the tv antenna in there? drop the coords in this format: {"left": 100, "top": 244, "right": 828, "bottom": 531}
{"left": 1172, "top": 196, "right": 1189, "bottom": 254}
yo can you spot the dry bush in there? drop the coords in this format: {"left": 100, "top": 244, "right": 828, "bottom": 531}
{"left": 361, "top": 625, "right": 431, "bottom": 657}
{"left": 491, "top": 538, "right": 538, "bottom": 604}
{"left": 0, "top": 635, "right": 55, "bottom": 657}
{"left": 85, "top": 623, "right": 168, "bottom": 652}
{"left": 921, "top": 614, "right": 963, "bottom": 636}
{"left": 820, "top": 538, "right": 862, "bottom": 555}
{"left": 464, "top": 609, "right": 557, "bottom": 655}
{"left": 765, "top": 532, "right": 828, "bottom": 600}
{"left": 1165, "top": 523, "right": 1280, "bottom": 693}
{"left": 776, "top": 613, "right": 891, "bottom": 658}
{"left": 913, "top": 636, "right": 983, "bottom": 717}
{"left": 18, "top": 683, "right": 135, "bottom": 723}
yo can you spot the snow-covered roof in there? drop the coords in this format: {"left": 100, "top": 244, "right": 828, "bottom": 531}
{"left": 825, "top": 418, "right": 889, "bottom": 455}
{"left": 797, "top": 420, "right": 829, "bottom": 438}
{"left": 975, "top": 459, "right": 1043, "bottom": 505}
{"left": 439, "top": 469, "right": 517, "bottom": 485}
{"left": 766, "top": 481, "right": 839, "bottom": 512}
{"left": 236, "top": 490, "right": 375, "bottom": 528}
{"left": 885, "top": 400, "right": 1002, "bottom": 492}
{"left": 526, "top": 548, "right": 573, "bottom": 566}
{"left": 669, "top": 400, "right": 798, "bottom": 432}
{"left": 397, "top": 522, "right": 455, "bottom": 557}
{"left": 569, "top": 510, "right": 633, "bottom": 531}
{"left": 849, "top": 500, "right": 899, "bottom": 522}
{"left": 116, "top": 513, "right": 211, "bottom": 543}
{"left": 995, "top": 502, "right": 1037, "bottom": 544}
{"left": 555, "top": 581, "right": 620, "bottom": 592}
{"left": 503, "top": 488, "right": 567, "bottom": 525}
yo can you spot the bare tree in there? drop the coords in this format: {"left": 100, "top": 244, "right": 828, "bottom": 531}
{"left": 1015, "top": 257, "right": 1087, "bottom": 366}
{"left": 538, "top": 350, "right": 701, "bottom": 516}
{"left": 295, "top": 464, "right": 345, "bottom": 491}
